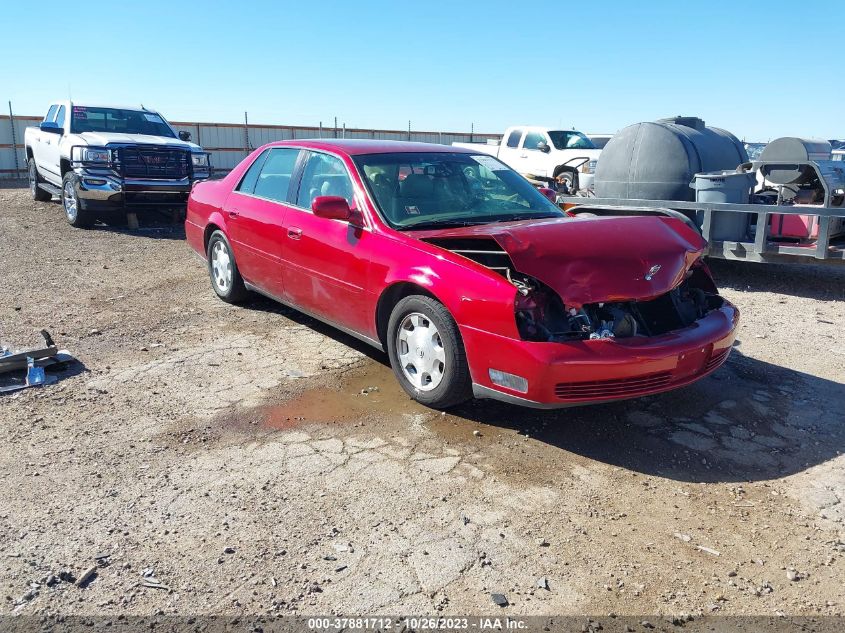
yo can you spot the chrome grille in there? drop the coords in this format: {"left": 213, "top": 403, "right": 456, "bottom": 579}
{"left": 117, "top": 146, "right": 190, "bottom": 179}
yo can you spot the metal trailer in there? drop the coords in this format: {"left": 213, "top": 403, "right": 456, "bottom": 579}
{"left": 558, "top": 160, "right": 845, "bottom": 266}
{"left": 559, "top": 196, "right": 845, "bottom": 264}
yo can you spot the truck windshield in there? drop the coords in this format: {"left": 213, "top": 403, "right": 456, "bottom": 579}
{"left": 354, "top": 152, "right": 565, "bottom": 230}
{"left": 70, "top": 106, "right": 175, "bottom": 138}
{"left": 547, "top": 131, "right": 595, "bottom": 150}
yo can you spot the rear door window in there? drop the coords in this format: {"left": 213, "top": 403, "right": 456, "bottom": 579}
{"left": 522, "top": 131, "right": 546, "bottom": 151}
{"left": 253, "top": 148, "right": 300, "bottom": 203}
{"left": 236, "top": 150, "right": 270, "bottom": 194}
{"left": 506, "top": 129, "right": 523, "bottom": 148}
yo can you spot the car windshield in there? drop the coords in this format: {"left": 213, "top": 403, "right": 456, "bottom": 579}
{"left": 70, "top": 106, "right": 175, "bottom": 138}
{"left": 547, "top": 131, "right": 596, "bottom": 150}
{"left": 353, "top": 152, "right": 565, "bottom": 230}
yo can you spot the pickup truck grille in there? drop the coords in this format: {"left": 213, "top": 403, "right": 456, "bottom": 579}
{"left": 116, "top": 147, "right": 190, "bottom": 180}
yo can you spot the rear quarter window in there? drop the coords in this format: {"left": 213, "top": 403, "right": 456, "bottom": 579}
{"left": 236, "top": 150, "right": 270, "bottom": 195}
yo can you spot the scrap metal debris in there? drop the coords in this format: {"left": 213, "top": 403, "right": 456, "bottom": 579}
{"left": 140, "top": 577, "right": 170, "bottom": 590}
{"left": 0, "top": 330, "right": 75, "bottom": 394}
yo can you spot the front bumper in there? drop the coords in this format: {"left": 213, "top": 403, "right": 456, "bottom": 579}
{"left": 462, "top": 301, "right": 739, "bottom": 408}
{"left": 74, "top": 168, "right": 208, "bottom": 209}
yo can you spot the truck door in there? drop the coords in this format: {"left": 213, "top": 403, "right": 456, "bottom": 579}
{"left": 40, "top": 105, "right": 66, "bottom": 184}
{"left": 520, "top": 130, "right": 551, "bottom": 178}
{"left": 495, "top": 128, "right": 524, "bottom": 171}
{"left": 34, "top": 105, "right": 58, "bottom": 178}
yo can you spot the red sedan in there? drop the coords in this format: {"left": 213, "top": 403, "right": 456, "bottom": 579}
{"left": 186, "top": 140, "right": 738, "bottom": 409}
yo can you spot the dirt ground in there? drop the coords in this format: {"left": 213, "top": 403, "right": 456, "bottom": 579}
{"left": 1, "top": 185, "right": 844, "bottom": 619}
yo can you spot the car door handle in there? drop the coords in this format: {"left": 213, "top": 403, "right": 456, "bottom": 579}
{"left": 287, "top": 227, "right": 302, "bottom": 240}
{"left": 519, "top": 153, "right": 527, "bottom": 158}
{"left": 228, "top": 209, "right": 239, "bottom": 218}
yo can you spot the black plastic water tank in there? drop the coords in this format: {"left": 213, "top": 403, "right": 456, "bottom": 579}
{"left": 594, "top": 117, "right": 748, "bottom": 201}
{"left": 758, "top": 137, "right": 831, "bottom": 184}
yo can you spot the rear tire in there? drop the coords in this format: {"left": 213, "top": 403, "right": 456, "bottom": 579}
{"left": 207, "top": 230, "right": 250, "bottom": 303}
{"left": 387, "top": 295, "right": 472, "bottom": 409}
{"left": 61, "top": 172, "right": 94, "bottom": 228}
{"left": 29, "top": 159, "right": 52, "bottom": 202}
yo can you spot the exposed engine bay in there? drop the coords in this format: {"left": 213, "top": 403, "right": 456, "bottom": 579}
{"left": 512, "top": 272, "right": 723, "bottom": 341}
{"left": 423, "top": 236, "right": 723, "bottom": 342}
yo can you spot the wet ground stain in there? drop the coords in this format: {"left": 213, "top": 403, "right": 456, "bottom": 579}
{"left": 224, "top": 360, "right": 429, "bottom": 431}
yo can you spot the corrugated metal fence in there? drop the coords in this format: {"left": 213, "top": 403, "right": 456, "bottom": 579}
{"left": 0, "top": 113, "right": 501, "bottom": 179}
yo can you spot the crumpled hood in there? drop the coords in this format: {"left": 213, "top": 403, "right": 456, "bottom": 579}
{"left": 414, "top": 215, "right": 707, "bottom": 307}
{"left": 76, "top": 131, "right": 200, "bottom": 151}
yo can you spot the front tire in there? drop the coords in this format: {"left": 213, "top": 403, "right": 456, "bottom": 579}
{"left": 61, "top": 172, "right": 94, "bottom": 228}
{"left": 387, "top": 295, "right": 472, "bottom": 409}
{"left": 206, "top": 230, "right": 249, "bottom": 303}
{"left": 29, "top": 159, "right": 52, "bottom": 201}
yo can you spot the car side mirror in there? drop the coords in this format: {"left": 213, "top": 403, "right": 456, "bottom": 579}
{"left": 537, "top": 141, "right": 551, "bottom": 153}
{"left": 312, "top": 195, "right": 352, "bottom": 221}
{"left": 39, "top": 121, "right": 62, "bottom": 134}
{"left": 178, "top": 130, "right": 192, "bottom": 142}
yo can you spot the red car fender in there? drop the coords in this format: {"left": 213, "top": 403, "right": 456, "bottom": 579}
{"left": 377, "top": 254, "right": 521, "bottom": 341}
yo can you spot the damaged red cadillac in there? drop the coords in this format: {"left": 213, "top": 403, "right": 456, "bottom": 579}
{"left": 185, "top": 140, "right": 739, "bottom": 409}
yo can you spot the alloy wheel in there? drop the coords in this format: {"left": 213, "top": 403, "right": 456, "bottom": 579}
{"left": 29, "top": 162, "right": 37, "bottom": 197}
{"left": 63, "top": 180, "right": 78, "bottom": 222}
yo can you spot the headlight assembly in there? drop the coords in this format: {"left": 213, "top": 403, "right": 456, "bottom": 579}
{"left": 191, "top": 153, "right": 209, "bottom": 167}
{"left": 73, "top": 146, "right": 111, "bottom": 163}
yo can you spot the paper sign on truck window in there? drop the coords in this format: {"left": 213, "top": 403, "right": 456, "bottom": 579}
{"left": 472, "top": 155, "right": 507, "bottom": 172}
{"left": 143, "top": 113, "right": 164, "bottom": 123}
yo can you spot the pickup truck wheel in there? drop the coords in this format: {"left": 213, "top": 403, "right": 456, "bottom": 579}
{"left": 28, "top": 159, "right": 52, "bottom": 202}
{"left": 61, "top": 173, "right": 94, "bottom": 228}
{"left": 207, "top": 230, "right": 249, "bottom": 303}
{"left": 387, "top": 295, "right": 472, "bottom": 409}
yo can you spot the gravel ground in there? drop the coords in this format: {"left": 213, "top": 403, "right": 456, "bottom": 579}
{"left": 1, "top": 186, "right": 844, "bottom": 618}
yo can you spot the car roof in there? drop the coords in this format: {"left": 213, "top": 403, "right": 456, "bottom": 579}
{"left": 260, "top": 139, "right": 476, "bottom": 156}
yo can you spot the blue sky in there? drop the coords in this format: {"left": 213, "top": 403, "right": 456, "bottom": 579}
{"left": 2, "top": 0, "right": 842, "bottom": 141}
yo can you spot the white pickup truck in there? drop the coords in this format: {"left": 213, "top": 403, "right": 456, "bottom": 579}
{"left": 454, "top": 126, "right": 602, "bottom": 194}
{"left": 25, "top": 101, "right": 210, "bottom": 227}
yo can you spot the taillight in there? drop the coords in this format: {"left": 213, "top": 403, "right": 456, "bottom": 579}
{"left": 581, "top": 160, "right": 597, "bottom": 174}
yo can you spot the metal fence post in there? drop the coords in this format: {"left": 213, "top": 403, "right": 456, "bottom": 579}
{"left": 243, "top": 111, "right": 251, "bottom": 157}
{"left": 8, "top": 101, "right": 21, "bottom": 179}
{"left": 408, "top": 120, "right": 411, "bottom": 142}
